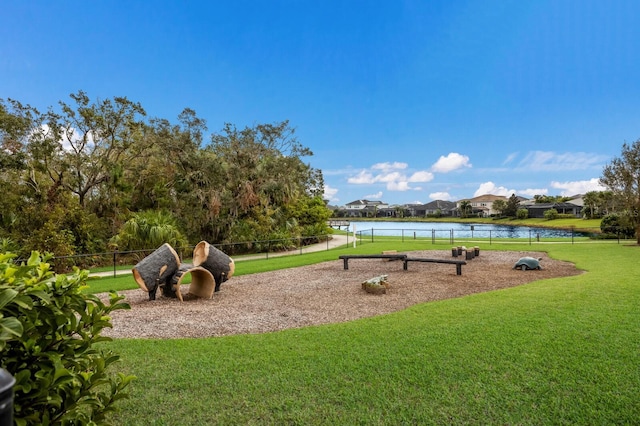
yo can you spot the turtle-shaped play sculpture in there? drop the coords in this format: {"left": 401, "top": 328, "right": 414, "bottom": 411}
{"left": 513, "top": 257, "right": 543, "bottom": 270}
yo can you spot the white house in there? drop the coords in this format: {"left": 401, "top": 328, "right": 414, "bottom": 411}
{"left": 343, "top": 199, "right": 389, "bottom": 217}
{"left": 456, "top": 194, "right": 508, "bottom": 217}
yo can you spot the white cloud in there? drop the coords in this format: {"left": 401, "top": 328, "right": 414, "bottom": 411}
{"left": 408, "top": 171, "right": 435, "bottom": 182}
{"left": 518, "top": 151, "right": 609, "bottom": 171}
{"left": 550, "top": 178, "right": 606, "bottom": 196}
{"left": 429, "top": 192, "right": 453, "bottom": 201}
{"left": 323, "top": 184, "right": 339, "bottom": 202}
{"left": 364, "top": 191, "right": 383, "bottom": 199}
{"left": 431, "top": 153, "right": 472, "bottom": 173}
{"left": 387, "top": 181, "right": 415, "bottom": 191}
{"left": 376, "top": 171, "right": 404, "bottom": 183}
{"left": 34, "top": 124, "right": 82, "bottom": 152}
{"left": 347, "top": 162, "right": 432, "bottom": 191}
{"left": 502, "top": 152, "right": 519, "bottom": 165}
{"left": 519, "top": 188, "right": 548, "bottom": 197}
{"left": 473, "top": 181, "right": 516, "bottom": 197}
{"left": 347, "top": 170, "right": 375, "bottom": 184}
{"left": 371, "top": 161, "right": 408, "bottom": 171}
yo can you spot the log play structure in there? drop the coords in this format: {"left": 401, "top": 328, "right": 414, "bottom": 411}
{"left": 132, "top": 241, "right": 235, "bottom": 301}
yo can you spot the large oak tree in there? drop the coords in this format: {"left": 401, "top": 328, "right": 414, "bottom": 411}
{"left": 600, "top": 139, "right": 640, "bottom": 244}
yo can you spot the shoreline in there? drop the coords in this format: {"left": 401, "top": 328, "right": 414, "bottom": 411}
{"left": 330, "top": 216, "right": 602, "bottom": 234}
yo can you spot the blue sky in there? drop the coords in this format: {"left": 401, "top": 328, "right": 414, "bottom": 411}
{"left": 2, "top": 1, "right": 639, "bottom": 205}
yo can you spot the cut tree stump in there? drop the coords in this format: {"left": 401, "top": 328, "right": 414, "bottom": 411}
{"left": 165, "top": 264, "right": 216, "bottom": 301}
{"left": 193, "top": 241, "right": 235, "bottom": 292}
{"left": 132, "top": 243, "right": 181, "bottom": 300}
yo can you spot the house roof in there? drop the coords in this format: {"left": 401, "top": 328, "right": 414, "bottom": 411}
{"left": 422, "top": 200, "right": 456, "bottom": 210}
{"left": 526, "top": 202, "right": 581, "bottom": 209}
{"left": 345, "top": 199, "right": 386, "bottom": 206}
{"left": 461, "top": 194, "right": 508, "bottom": 203}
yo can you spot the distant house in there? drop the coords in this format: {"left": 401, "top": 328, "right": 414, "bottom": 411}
{"left": 422, "top": 200, "right": 456, "bottom": 217}
{"left": 525, "top": 202, "right": 582, "bottom": 218}
{"left": 403, "top": 204, "right": 426, "bottom": 217}
{"left": 456, "top": 194, "right": 508, "bottom": 217}
{"left": 344, "top": 199, "right": 389, "bottom": 217}
{"left": 403, "top": 200, "right": 456, "bottom": 217}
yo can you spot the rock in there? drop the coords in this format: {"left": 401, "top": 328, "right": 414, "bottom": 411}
{"left": 362, "top": 275, "right": 389, "bottom": 294}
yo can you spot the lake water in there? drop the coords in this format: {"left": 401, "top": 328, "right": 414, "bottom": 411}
{"left": 344, "top": 221, "right": 591, "bottom": 240}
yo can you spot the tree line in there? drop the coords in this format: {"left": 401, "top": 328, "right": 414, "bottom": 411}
{"left": 0, "top": 91, "right": 331, "bottom": 263}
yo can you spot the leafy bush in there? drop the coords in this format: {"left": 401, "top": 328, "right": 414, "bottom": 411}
{"left": 0, "top": 252, "right": 134, "bottom": 425}
{"left": 543, "top": 208, "right": 559, "bottom": 220}
{"left": 600, "top": 214, "right": 635, "bottom": 238}
{"left": 516, "top": 209, "right": 529, "bottom": 219}
{"left": 110, "top": 210, "right": 189, "bottom": 254}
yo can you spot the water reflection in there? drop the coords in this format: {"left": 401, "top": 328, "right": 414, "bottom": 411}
{"left": 345, "top": 221, "right": 591, "bottom": 239}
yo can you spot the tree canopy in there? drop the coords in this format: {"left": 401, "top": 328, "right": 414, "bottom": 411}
{"left": 600, "top": 139, "right": 640, "bottom": 243}
{"left": 0, "top": 92, "right": 330, "bottom": 262}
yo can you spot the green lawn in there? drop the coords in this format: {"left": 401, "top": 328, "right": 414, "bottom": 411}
{"left": 104, "top": 241, "right": 639, "bottom": 425}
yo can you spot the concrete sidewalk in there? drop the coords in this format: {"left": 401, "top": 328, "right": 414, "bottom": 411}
{"left": 90, "top": 234, "right": 351, "bottom": 278}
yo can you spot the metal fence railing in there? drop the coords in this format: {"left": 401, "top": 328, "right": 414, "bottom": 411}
{"left": 43, "top": 233, "right": 341, "bottom": 275}
{"left": 353, "top": 226, "right": 631, "bottom": 246}
{"left": 14, "top": 226, "right": 635, "bottom": 276}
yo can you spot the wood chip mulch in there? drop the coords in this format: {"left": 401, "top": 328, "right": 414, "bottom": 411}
{"left": 102, "top": 250, "right": 581, "bottom": 339}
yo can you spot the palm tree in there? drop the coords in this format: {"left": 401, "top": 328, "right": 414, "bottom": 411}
{"left": 110, "top": 210, "right": 188, "bottom": 253}
{"left": 459, "top": 200, "right": 471, "bottom": 218}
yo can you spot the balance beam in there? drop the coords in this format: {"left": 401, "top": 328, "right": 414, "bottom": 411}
{"left": 338, "top": 254, "right": 407, "bottom": 270}
{"left": 403, "top": 258, "right": 466, "bottom": 275}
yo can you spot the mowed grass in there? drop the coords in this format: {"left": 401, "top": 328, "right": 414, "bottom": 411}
{"left": 105, "top": 241, "right": 640, "bottom": 425}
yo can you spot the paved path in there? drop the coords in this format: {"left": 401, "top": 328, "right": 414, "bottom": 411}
{"left": 90, "top": 234, "right": 351, "bottom": 278}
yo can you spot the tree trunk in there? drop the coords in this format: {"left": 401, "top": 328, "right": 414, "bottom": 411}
{"left": 132, "top": 243, "right": 181, "bottom": 300}
{"left": 193, "top": 241, "right": 235, "bottom": 292}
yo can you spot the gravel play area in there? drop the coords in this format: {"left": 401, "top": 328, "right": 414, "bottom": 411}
{"left": 102, "top": 250, "right": 581, "bottom": 339}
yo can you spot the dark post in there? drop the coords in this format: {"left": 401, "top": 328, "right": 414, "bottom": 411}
{"left": 113, "top": 249, "right": 117, "bottom": 278}
{"left": 371, "top": 228, "right": 374, "bottom": 243}
{"left": 0, "top": 369, "right": 15, "bottom": 426}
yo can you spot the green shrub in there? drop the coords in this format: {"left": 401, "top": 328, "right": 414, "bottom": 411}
{"left": 516, "top": 209, "right": 529, "bottom": 219}
{"left": 0, "top": 252, "right": 134, "bottom": 425}
{"left": 543, "top": 208, "right": 559, "bottom": 220}
{"left": 600, "top": 214, "right": 635, "bottom": 238}
{"left": 558, "top": 213, "right": 577, "bottom": 219}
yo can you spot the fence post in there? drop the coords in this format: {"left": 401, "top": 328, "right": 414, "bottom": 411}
{"left": 113, "top": 249, "right": 117, "bottom": 278}
{"left": 371, "top": 228, "right": 374, "bottom": 243}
